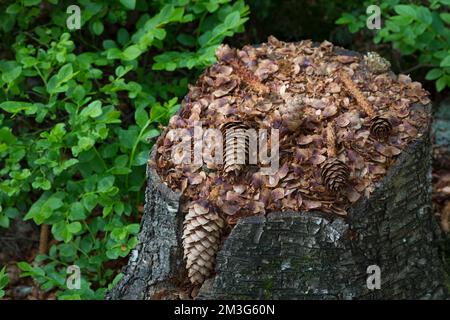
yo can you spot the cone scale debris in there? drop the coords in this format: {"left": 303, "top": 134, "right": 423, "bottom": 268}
{"left": 155, "top": 37, "right": 431, "bottom": 286}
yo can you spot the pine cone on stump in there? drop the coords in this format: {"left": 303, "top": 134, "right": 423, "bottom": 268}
{"left": 281, "top": 94, "right": 304, "bottom": 131}
{"left": 182, "top": 202, "right": 225, "bottom": 285}
{"left": 321, "top": 158, "right": 350, "bottom": 192}
{"left": 321, "top": 123, "right": 350, "bottom": 192}
{"left": 369, "top": 116, "right": 392, "bottom": 141}
{"left": 220, "top": 120, "right": 251, "bottom": 174}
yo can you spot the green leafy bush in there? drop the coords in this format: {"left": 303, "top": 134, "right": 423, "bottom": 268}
{"left": 0, "top": 267, "right": 9, "bottom": 298}
{"left": 336, "top": 0, "right": 450, "bottom": 92}
{"left": 0, "top": 0, "right": 249, "bottom": 299}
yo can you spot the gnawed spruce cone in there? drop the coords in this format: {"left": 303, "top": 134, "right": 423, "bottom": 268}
{"left": 370, "top": 116, "right": 393, "bottom": 141}
{"left": 339, "top": 70, "right": 393, "bottom": 141}
{"left": 281, "top": 94, "right": 304, "bottom": 131}
{"left": 363, "top": 51, "right": 391, "bottom": 74}
{"left": 220, "top": 120, "right": 251, "bottom": 174}
{"left": 182, "top": 201, "right": 225, "bottom": 285}
{"left": 321, "top": 158, "right": 350, "bottom": 192}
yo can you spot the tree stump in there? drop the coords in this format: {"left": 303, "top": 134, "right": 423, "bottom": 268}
{"left": 106, "top": 43, "right": 449, "bottom": 300}
{"left": 107, "top": 115, "right": 448, "bottom": 300}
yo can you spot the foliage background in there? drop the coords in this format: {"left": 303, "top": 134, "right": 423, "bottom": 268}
{"left": 0, "top": 0, "right": 249, "bottom": 299}
{"left": 0, "top": 0, "right": 449, "bottom": 299}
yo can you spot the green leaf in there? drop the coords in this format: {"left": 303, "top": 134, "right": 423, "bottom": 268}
{"left": 46, "top": 196, "right": 64, "bottom": 210}
{"left": 394, "top": 5, "right": 416, "bottom": 18}
{"left": 0, "top": 101, "right": 35, "bottom": 114}
{"left": 224, "top": 11, "right": 241, "bottom": 29}
{"left": 58, "top": 243, "right": 77, "bottom": 258}
{"left": 47, "top": 64, "right": 75, "bottom": 94}
{"left": 118, "top": 127, "right": 139, "bottom": 149}
{"left": 436, "top": 76, "right": 447, "bottom": 91}
{"left": 92, "top": 21, "right": 104, "bottom": 35}
{"left": 2, "top": 66, "right": 22, "bottom": 83}
{"left": 416, "top": 7, "right": 432, "bottom": 25}
{"left": 10, "top": 169, "right": 31, "bottom": 180}
{"left": 176, "top": 33, "right": 195, "bottom": 47}
{"left": 24, "top": 0, "right": 41, "bottom": 6}
{"left": 82, "top": 194, "right": 98, "bottom": 212}
{"left": 5, "top": 208, "right": 19, "bottom": 219}
{"left": 52, "top": 221, "right": 72, "bottom": 243}
{"left": 117, "top": 28, "right": 130, "bottom": 45}
{"left": 425, "top": 68, "right": 443, "bottom": 80}
{"left": 17, "top": 262, "right": 33, "bottom": 272}
{"left": 122, "top": 45, "right": 142, "bottom": 61}
{"left": 32, "top": 177, "right": 52, "bottom": 190}
{"left": 135, "top": 106, "right": 149, "bottom": 128}
{"left": 67, "top": 222, "right": 82, "bottom": 234}
{"left": 77, "top": 136, "right": 95, "bottom": 152}
{"left": 108, "top": 273, "right": 123, "bottom": 290}
{"left": 24, "top": 192, "right": 65, "bottom": 224}
{"left": 69, "top": 202, "right": 86, "bottom": 221}
{"left": 126, "top": 224, "right": 140, "bottom": 234}
{"left": 97, "top": 176, "right": 115, "bottom": 192}
{"left": 80, "top": 100, "right": 102, "bottom": 118}
{"left": 0, "top": 127, "right": 16, "bottom": 145}
{"left": 132, "top": 150, "right": 149, "bottom": 166}
{"left": 439, "top": 12, "right": 450, "bottom": 24}
{"left": 6, "top": 4, "right": 22, "bottom": 14}
{"left": 58, "top": 64, "right": 74, "bottom": 83}
{"left": 150, "top": 104, "right": 166, "bottom": 121}
{"left": 120, "top": 0, "right": 136, "bottom": 10}
{"left": 115, "top": 65, "right": 132, "bottom": 78}
{"left": 111, "top": 228, "right": 127, "bottom": 241}
{"left": 0, "top": 267, "right": 9, "bottom": 290}
{"left": 440, "top": 55, "right": 450, "bottom": 67}
{"left": 141, "top": 128, "right": 160, "bottom": 142}
{"left": 0, "top": 214, "right": 9, "bottom": 228}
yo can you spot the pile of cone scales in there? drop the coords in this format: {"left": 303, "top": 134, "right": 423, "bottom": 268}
{"left": 154, "top": 37, "right": 430, "bottom": 285}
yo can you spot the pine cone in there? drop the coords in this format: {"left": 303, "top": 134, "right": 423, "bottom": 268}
{"left": 321, "top": 158, "right": 350, "bottom": 192}
{"left": 221, "top": 121, "right": 250, "bottom": 174}
{"left": 369, "top": 116, "right": 392, "bottom": 141}
{"left": 281, "top": 95, "right": 304, "bottom": 131}
{"left": 363, "top": 52, "right": 391, "bottom": 74}
{"left": 182, "top": 202, "right": 225, "bottom": 285}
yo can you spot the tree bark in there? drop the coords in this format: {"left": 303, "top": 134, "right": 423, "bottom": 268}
{"left": 107, "top": 107, "right": 449, "bottom": 299}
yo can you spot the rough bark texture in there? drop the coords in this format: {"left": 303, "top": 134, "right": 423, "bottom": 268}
{"left": 107, "top": 113, "right": 449, "bottom": 299}
{"left": 198, "top": 131, "right": 448, "bottom": 299}
{"left": 106, "top": 150, "right": 186, "bottom": 300}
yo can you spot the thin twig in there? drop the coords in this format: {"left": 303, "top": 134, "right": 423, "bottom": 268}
{"left": 401, "top": 64, "right": 434, "bottom": 75}
{"left": 38, "top": 224, "right": 49, "bottom": 255}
